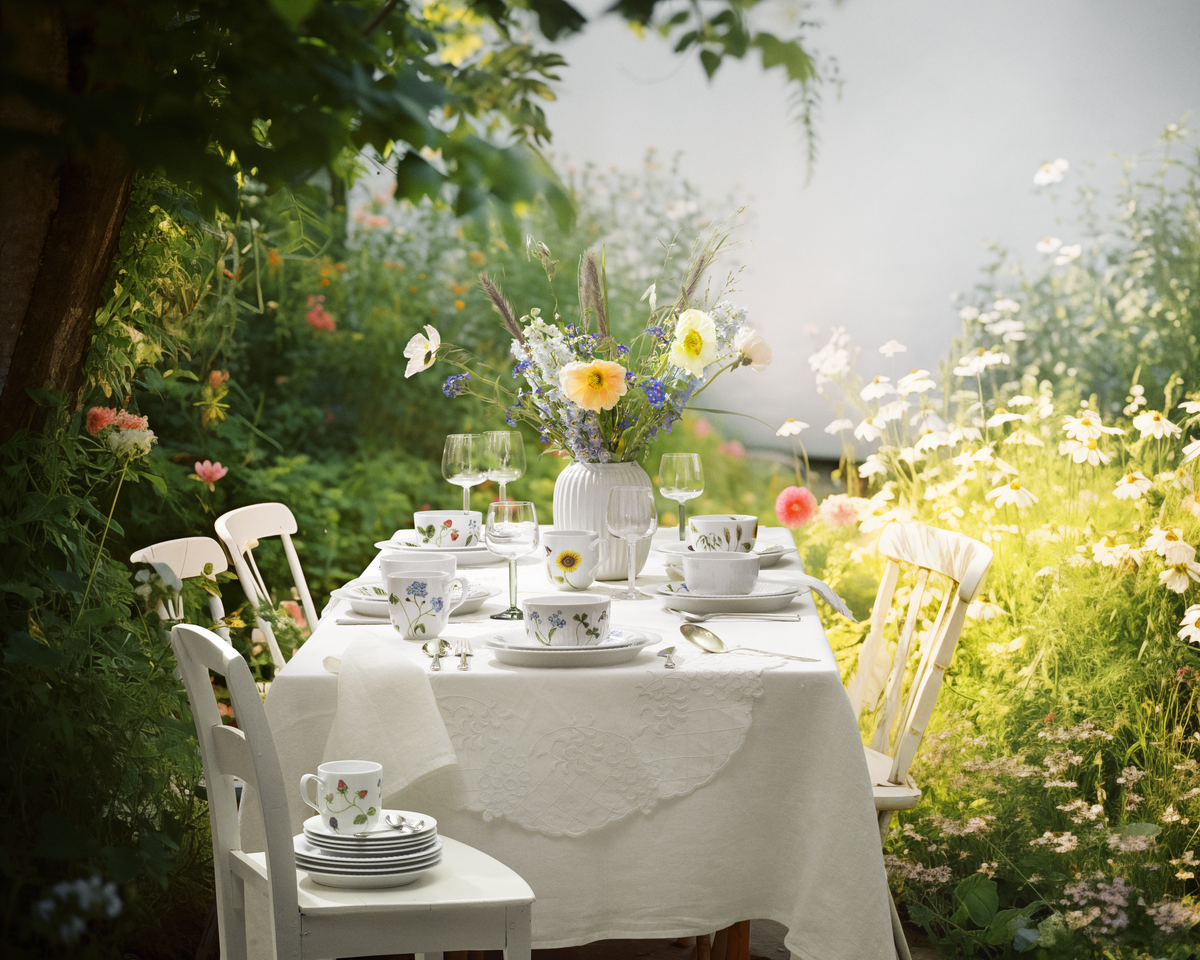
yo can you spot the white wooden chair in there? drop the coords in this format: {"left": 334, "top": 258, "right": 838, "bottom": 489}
{"left": 214, "top": 503, "right": 318, "bottom": 669}
{"left": 170, "top": 623, "right": 535, "bottom": 960}
{"left": 130, "top": 536, "right": 231, "bottom": 640}
{"left": 846, "top": 522, "right": 993, "bottom": 838}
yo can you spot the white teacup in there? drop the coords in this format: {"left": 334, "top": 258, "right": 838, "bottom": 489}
{"left": 542, "top": 529, "right": 609, "bottom": 590}
{"left": 387, "top": 570, "right": 471, "bottom": 640}
{"left": 380, "top": 552, "right": 457, "bottom": 580}
{"left": 682, "top": 552, "right": 760, "bottom": 596}
{"left": 413, "top": 510, "right": 481, "bottom": 549}
{"left": 300, "top": 759, "right": 383, "bottom": 834}
{"left": 521, "top": 594, "right": 611, "bottom": 647}
{"left": 686, "top": 514, "right": 759, "bottom": 553}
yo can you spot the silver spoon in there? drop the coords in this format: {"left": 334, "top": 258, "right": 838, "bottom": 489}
{"left": 384, "top": 813, "right": 425, "bottom": 833}
{"left": 657, "top": 646, "right": 677, "bottom": 669}
{"left": 423, "top": 638, "right": 451, "bottom": 671}
{"left": 679, "top": 623, "right": 819, "bottom": 663}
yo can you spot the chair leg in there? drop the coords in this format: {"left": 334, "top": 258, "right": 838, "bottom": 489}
{"left": 726, "top": 921, "right": 750, "bottom": 960}
{"left": 696, "top": 932, "right": 712, "bottom": 960}
{"left": 888, "top": 892, "right": 913, "bottom": 960}
{"left": 504, "top": 902, "right": 531, "bottom": 960}
{"left": 711, "top": 925, "right": 730, "bottom": 960}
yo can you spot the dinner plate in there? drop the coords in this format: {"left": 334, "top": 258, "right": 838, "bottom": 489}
{"left": 331, "top": 581, "right": 501, "bottom": 618}
{"left": 302, "top": 828, "right": 439, "bottom": 855}
{"left": 655, "top": 540, "right": 795, "bottom": 569}
{"left": 294, "top": 836, "right": 443, "bottom": 868}
{"left": 640, "top": 580, "right": 802, "bottom": 614}
{"left": 376, "top": 532, "right": 503, "bottom": 566}
{"left": 302, "top": 811, "right": 437, "bottom": 842}
{"left": 300, "top": 856, "right": 442, "bottom": 889}
{"left": 486, "top": 627, "right": 659, "bottom": 668}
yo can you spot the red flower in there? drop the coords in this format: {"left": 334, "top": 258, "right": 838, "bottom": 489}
{"left": 775, "top": 486, "right": 817, "bottom": 529}
{"left": 115, "top": 410, "right": 148, "bottom": 430}
{"left": 337, "top": 779, "right": 348, "bottom": 792}
{"left": 358, "top": 789, "right": 369, "bottom": 799}
{"left": 1044, "top": 712, "right": 1054, "bottom": 724}
{"left": 85, "top": 407, "right": 118, "bottom": 435}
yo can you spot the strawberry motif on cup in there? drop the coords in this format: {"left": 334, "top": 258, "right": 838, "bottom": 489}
{"left": 358, "top": 789, "right": 369, "bottom": 799}
{"left": 450, "top": 531, "right": 459, "bottom": 541}
{"left": 337, "top": 779, "right": 348, "bottom": 793}
{"left": 443, "top": 519, "right": 453, "bottom": 527}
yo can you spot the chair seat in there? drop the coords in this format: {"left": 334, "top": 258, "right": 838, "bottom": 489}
{"left": 234, "top": 835, "right": 535, "bottom": 914}
{"left": 864, "top": 746, "right": 922, "bottom": 812}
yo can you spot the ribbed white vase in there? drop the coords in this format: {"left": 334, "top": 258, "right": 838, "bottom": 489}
{"left": 553, "top": 461, "right": 654, "bottom": 581}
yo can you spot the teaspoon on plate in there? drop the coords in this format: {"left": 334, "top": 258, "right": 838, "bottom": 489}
{"left": 423, "top": 638, "right": 451, "bottom": 671}
{"left": 679, "top": 623, "right": 819, "bottom": 663}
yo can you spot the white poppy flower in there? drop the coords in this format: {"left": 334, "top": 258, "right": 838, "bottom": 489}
{"left": 1034, "top": 158, "right": 1069, "bottom": 186}
{"left": 669, "top": 309, "right": 718, "bottom": 376}
{"left": 855, "top": 417, "right": 883, "bottom": 442}
{"left": 404, "top": 324, "right": 442, "bottom": 378}
{"left": 776, "top": 418, "right": 808, "bottom": 437}
{"left": 1179, "top": 605, "right": 1200, "bottom": 645}
{"left": 734, "top": 326, "right": 773, "bottom": 371}
{"left": 1160, "top": 560, "right": 1200, "bottom": 594}
{"left": 860, "top": 376, "right": 895, "bottom": 401}
{"left": 1054, "top": 244, "right": 1082, "bottom": 265}
{"left": 986, "top": 479, "right": 1038, "bottom": 509}
{"left": 1133, "top": 409, "right": 1182, "bottom": 440}
{"left": 858, "top": 454, "right": 888, "bottom": 478}
{"left": 879, "top": 340, "right": 907, "bottom": 358}
{"left": 897, "top": 369, "right": 936, "bottom": 396}
{"left": 1113, "top": 472, "right": 1152, "bottom": 501}
{"left": 1036, "top": 236, "right": 1063, "bottom": 254}
{"left": 824, "top": 419, "right": 855, "bottom": 434}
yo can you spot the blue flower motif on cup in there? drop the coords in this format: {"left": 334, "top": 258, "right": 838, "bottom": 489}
{"left": 407, "top": 581, "right": 427, "bottom": 598}
{"left": 431, "top": 596, "right": 444, "bottom": 613}
{"left": 549, "top": 611, "right": 566, "bottom": 628}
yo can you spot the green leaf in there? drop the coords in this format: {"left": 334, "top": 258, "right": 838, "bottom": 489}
{"left": 353, "top": 813, "right": 368, "bottom": 824}
{"left": 144, "top": 472, "right": 169, "bottom": 496}
{"left": 699, "top": 49, "right": 722, "bottom": 79}
{"left": 26, "top": 387, "right": 66, "bottom": 408}
{"left": 751, "top": 33, "right": 816, "bottom": 84}
{"left": 269, "top": 0, "right": 319, "bottom": 29}
{"left": 953, "top": 874, "right": 999, "bottom": 927}
{"left": 526, "top": 0, "right": 587, "bottom": 41}
{"left": 367, "top": 807, "right": 377, "bottom": 816}
{"left": 4, "top": 632, "right": 63, "bottom": 670}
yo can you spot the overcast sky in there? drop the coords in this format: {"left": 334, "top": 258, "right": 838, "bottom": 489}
{"left": 540, "top": 0, "right": 1200, "bottom": 457}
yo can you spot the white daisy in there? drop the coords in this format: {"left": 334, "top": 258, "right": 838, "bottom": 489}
{"left": 896, "top": 369, "right": 936, "bottom": 396}
{"left": 1035, "top": 236, "right": 1063, "bottom": 254}
{"left": 1179, "top": 400, "right": 1200, "bottom": 414}
{"left": 949, "top": 426, "right": 984, "bottom": 444}
{"left": 968, "top": 599, "right": 1007, "bottom": 620}
{"left": 1059, "top": 439, "right": 1112, "bottom": 466}
{"left": 1033, "top": 158, "right": 1069, "bottom": 185}
{"left": 1112, "top": 472, "right": 1152, "bottom": 500}
{"left": 1145, "top": 526, "right": 1186, "bottom": 556}
{"left": 1178, "top": 605, "right": 1200, "bottom": 645}
{"left": 877, "top": 399, "right": 911, "bottom": 423}
{"left": 954, "top": 349, "right": 1011, "bottom": 377}
{"left": 959, "top": 306, "right": 981, "bottom": 321}
{"left": 1007, "top": 395, "right": 1035, "bottom": 408}
{"left": 986, "top": 409, "right": 1029, "bottom": 428}
{"left": 858, "top": 454, "right": 888, "bottom": 478}
{"left": 985, "top": 318, "right": 1027, "bottom": 343}
{"left": 1160, "top": 560, "right": 1200, "bottom": 594}
{"left": 1003, "top": 429, "right": 1045, "bottom": 447}
{"left": 914, "top": 430, "right": 951, "bottom": 454}
{"left": 993, "top": 298, "right": 1021, "bottom": 313}
{"left": 824, "top": 419, "right": 854, "bottom": 434}
{"left": 879, "top": 340, "right": 907, "bottom": 358}
{"left": 986, "top": 479, "right": 1038, "bottom": 509}
{"left": 1183, "top": 437, "right": 1200, "bottom": 465}
{"left": 855, "top": 417, "right": 883, "bottom": 442}
{"left": 1133, "top": 409, "right": 1182, "bottom": 440}
{"left": 776, "top": 418, "right": 808, "bottom": 437}
{"left": 403, "top": 324, "right": 442, "bottom": 378}
{"left": 1062, "top": 413, "right": 1122, "bottom": 441}
{"left": 1054, "top": 244, "right": 1082, "bottom": 265}
{"left": 860, "top": 376, "right": 895, "bottom": 401}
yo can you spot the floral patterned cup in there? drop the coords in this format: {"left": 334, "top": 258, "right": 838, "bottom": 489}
{"left": 412, "top": 510, "right": 481, "bottom": 549}
{"left": 386, "top": 570, "right": 470, "bottom": 640}
{"left": 521, "top": 594, "right": 611, "bottom": 647}
{"left": 686, "top": 514, "right": 759, "bottom": 553}
{"left": 542, "top": 529, "right": 608, "bottom": 590}
{"left": 300, "top": 759, "right": 383, "bottom": 834}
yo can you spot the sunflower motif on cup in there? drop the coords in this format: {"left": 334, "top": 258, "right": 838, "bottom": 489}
{"left": 556, "top": 550, "right": 582, "bottom": 573}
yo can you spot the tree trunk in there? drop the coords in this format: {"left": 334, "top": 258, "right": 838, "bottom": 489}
{"left": 0, "top": 4, "right": 132, "bottom": 441}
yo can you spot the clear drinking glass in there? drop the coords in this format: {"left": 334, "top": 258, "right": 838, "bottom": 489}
{"left": 658, "top": 452, "right": 704, "bottom": 540}
{"left": 442, "top": 433, "right": 485, "bottom": 511}
{"left": 485, "top": 501, "right": 540, "bottom": 620}
{"left": 483, "top": 430, "right": 526, "bottom": 502}
{"left": 605, "top": 486, "right": 658, "bottom": 602}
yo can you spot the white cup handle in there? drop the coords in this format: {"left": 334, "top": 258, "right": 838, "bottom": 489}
{"left": 594, "top": 538, "right": 609, "bottom": 565}
{"left": 300, "top": 773, "right": 321, "bottom": 814}
{"left": 446, "top": 576, "right": 472, "bottom": 612}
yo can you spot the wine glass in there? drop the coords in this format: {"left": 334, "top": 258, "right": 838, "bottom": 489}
{"left": 442, "top": 433, "right": 485, "bottom": 511}
{"left": 483, "top": 430, "right": 526, "bottom": 502}
{"left": 605, "top": 486, "right": 658, "bottom": 602}
{"left": 485, "top": 501, "right": 540, "bottom": 620}
{"left": 659, "top": 453, "right": 704, "bottom": 541}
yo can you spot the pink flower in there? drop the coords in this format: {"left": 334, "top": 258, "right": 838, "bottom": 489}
{"left": 819, "top": 494, "right": 859, "bottom": 528}
{"left": 776, "top": 486, "right": 818, "bottom": 529}
{"left": 86, "top": 407, "right": 118, "bottom": 435}
{"left": 693, "top": 417, "right": 712, "bottom": 438}
{"left": 280, "top": 599, "right": 307, "bottom": 631}
{"left": 192, "top": 460, "right": 228, "bottom": 492}
{"left": 115, "top": 410, "right": 148, "bottom": 430}
{"left": 718, "top": 440, "right": 746, "bottom": 458}
{"left": 208, "top": 369, "right": 230, "bottom": 389}
{"left": 307, "top": 302, "right": 336, "bottom": 331}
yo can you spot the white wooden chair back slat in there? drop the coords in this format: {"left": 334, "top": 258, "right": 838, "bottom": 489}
{"left": 170, "top": 624, "right": 300, "bottom": 959}
{"left": 215, "top": 504, "right": 318, "bottom": 670}
{"left": 130, "top": 537, "right": 230, "bottom": 640}
{"left": 848, "top": 523, "right": 992, "bottom": 786}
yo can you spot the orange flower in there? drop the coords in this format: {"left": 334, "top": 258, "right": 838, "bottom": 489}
{"left": 267, "top": 248, "right": 281, "bottom": 270}
{"left": 559, "top": 360, "right": 628, "bottom": 412}
{"left": 409, "top": 286, "right": 418, "bottom": 294}
{"left": 320, "top": 278, "right": 330, "bottom": 286}
{"left": 454, "top": 299, "right": 465, "bottom": 309}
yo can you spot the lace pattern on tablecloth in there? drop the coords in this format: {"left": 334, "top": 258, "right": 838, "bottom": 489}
{"left": 416, "top": 656, "right": 774, "bottom": 837}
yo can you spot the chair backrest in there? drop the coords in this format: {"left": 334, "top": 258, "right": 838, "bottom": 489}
{"left": 170, "top": 623, "right": 299, "bottom": 958}
{"left": 846, "top": 522, "right": 993, "bottom": 788}
{"left": 130, "top": 537, "right": 230, "bottom": 640}
{"left": 214, "top": 503, "right": 318, "bottom": 668}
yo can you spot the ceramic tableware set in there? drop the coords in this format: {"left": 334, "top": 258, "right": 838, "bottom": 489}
{"left": 486, "top": 593, "right": 660, "bottom": 667}
{"left": 298, "top": 760, "right": 442, "bottom": 888}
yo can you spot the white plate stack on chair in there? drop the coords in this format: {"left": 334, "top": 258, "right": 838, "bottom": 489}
{"left": 295, "top": 812, "right": 443, "bottom": 888}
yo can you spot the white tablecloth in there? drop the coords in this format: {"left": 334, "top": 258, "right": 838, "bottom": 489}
{"left": 241, "top": 527, "right": 896, "bottom": 960}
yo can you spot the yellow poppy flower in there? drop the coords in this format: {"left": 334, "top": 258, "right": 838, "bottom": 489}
{"left": 669, "top": 309, "right": 717, "bottom": 376}
{"left": 559, "top": 360, "right": 628, "bottom": 412}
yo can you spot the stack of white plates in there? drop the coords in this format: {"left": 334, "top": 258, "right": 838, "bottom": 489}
{"left": 486, "top": 626, "right": 658, "bottom": 668}
{"left": 296, "top": 811, "right": 441, "bottom": 888}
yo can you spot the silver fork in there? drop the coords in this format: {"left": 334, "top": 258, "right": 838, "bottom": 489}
{"left": 453, "top": 637, "right": 473, "bottom": 671}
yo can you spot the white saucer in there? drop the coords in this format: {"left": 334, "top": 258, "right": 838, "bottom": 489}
{"left": 295, "top": 835, "right": 442, "bottom": 868}
{"left": 656, "top": 540, "right": 794, "bottom": 569}
{"left": 302, "top": 810, "right": 437, "bottom": 841}
{"left": 640, "top": 580, "right": 802, "bottom": 614}
{"left": 375, "top": 535, "right": 502, "bottom": 566}
{"left": 487, "top": 626, "right": 659, "bottom": 668}
{"left": 300, "top": 856, "right": 441, "bottom": 888}
{"left": 332, "top": 581, "right": 501, "bottom": 617}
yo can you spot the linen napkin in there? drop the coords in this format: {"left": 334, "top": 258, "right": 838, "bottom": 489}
{"left": 321, "top": 631, "right": 457, "bottom": 795}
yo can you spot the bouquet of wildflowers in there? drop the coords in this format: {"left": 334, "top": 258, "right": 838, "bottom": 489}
{"left": 402, "top": 229, "right": 772, "bottom": 463}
